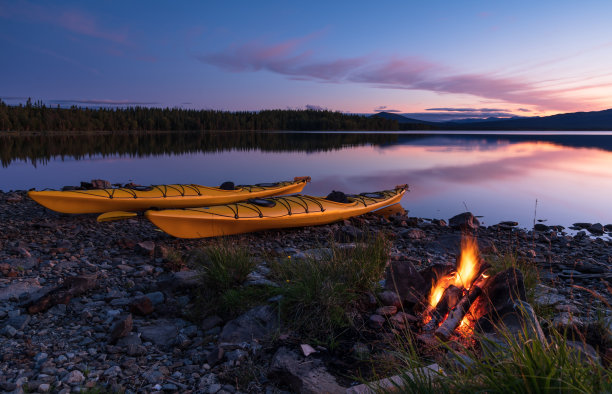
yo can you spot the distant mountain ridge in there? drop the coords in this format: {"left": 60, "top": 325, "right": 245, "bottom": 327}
{"left": 371, "top": 108, "right": 612, "bottom": 130}
{"left": 371, "top": 111, "right": 434, "bottom": 124}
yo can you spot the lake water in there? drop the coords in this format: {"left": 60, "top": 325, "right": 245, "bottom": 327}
{"left": 2, "top": 131, "right": 612, "bottom": 231}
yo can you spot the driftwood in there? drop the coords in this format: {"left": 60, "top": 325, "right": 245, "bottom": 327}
{"left": 435, "top": 274, "right": 488, "bottom": 340}
{"left": 422, "top": 285, "right": 462, "bottom": 331}
{"left": 26, "top": 274, "right": 97, "bottom": 314}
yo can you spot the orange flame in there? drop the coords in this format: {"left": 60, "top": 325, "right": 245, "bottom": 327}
{"left": 453, "top": 236, "right": 480, "bottom": 290}
{"left": 428, "top": 275, "right": 450, "bottom": 307}
{"left": 428, "top": 235, "right": 481, "bottom": 308}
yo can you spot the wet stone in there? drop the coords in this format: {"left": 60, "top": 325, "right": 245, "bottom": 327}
{"left": 378, "top": 290, "right": 402, "bottom": 308}
{"left": 375, "top": 305, "right": 397, "bottom": 316}
{"left": 369, "top": 314, "right": 385, "bottom": 329}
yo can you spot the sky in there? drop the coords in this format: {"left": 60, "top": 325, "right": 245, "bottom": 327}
{"left": 2, "top": 0, "right": 612, "bottom": 121}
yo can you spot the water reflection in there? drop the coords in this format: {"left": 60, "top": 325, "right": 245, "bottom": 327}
{"left": 0, "top": 131, "right": 400, "bottom": 167}
{"left": 1, "top": 132, "right": 611, "bottom": 229}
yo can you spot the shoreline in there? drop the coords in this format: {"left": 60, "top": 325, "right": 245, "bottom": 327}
{"left": 1, "top": 190, "right": 611, "bottom": 392}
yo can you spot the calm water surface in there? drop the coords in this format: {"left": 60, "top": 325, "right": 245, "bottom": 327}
{"left": 2, "top": 131, "right": 611, "bottom": 231}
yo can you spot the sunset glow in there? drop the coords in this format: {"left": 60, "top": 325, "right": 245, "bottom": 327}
{"left": 2, "top": 1, "right": 612, "bottom": 118}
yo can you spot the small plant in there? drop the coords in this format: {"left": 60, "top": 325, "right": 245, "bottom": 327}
{"left": 193, "top": 241, "right": 256, "bottom": 293}
{"left": 190, "top": 240, "right": 260, "bottom": 319}
{"left": 270, "top": 232, "right": 390, "bottom": 343}
{"left": 163, "top": 247, "right": 185, "bottom": 271}
{"left": 487, "top": 251, "right": 539, "bottom": 294}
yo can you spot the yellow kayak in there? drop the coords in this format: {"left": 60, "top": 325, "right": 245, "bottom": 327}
{"left": 28, "top": 177, "right": 311, "bottom": 214}
{"left": 145, "top": 185, "right": 408, "bottom": 238}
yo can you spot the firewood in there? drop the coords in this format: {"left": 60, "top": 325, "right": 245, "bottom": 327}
{"left": 422, "top": 285, "right": 462, "bottom": 331}
{"left": 435, "top": 274, "right": 488, "bottom": 340}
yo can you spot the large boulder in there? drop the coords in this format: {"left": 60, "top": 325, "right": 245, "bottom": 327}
{"left": 449, "top": 212, "right": 480, "bottom": 230}
{"left": 219, "top": 304, "right": 279, "bottom": 344}
{"left": 384, "top": 260, "right": 427, "bottom": 304}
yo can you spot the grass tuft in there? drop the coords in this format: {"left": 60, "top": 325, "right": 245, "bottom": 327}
{"left": 190, "top": 240, "right": 261, "bottom": 319}
{"left": 192, "top": 241, "right": 256, "bottom": 293}
{"left": 270, "top": 232, "right": 390, "bottom": 343}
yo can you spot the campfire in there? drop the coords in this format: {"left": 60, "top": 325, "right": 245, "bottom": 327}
{"left": 420, "top": 235, "right": 490, "bottom": 340}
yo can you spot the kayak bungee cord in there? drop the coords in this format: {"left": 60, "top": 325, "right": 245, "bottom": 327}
{"left": 56, "top": 181, "right": 299, "bottom": 200}
{"left": 184, "top": 187, "right": 405, "bottom": 220}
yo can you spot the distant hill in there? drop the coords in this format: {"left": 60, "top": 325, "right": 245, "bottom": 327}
{"left": 370, "top": 112, "right": 437, "bottom": 130}
{"left": 443, "top": 108, "right": 612, "bottom": 130}
{"left": 371, "top": 111, "right": 431, "bottom": 124}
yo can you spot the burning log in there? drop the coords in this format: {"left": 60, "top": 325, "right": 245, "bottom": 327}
{"left": 435, "top": 273, "right": 489, "bottom": 340}
{"left": 422, "top": 285, "right": 462, "bottom": 331}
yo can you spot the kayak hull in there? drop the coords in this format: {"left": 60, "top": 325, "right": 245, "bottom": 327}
{"left": 145, "top": 186, "right": 407, "bottom": 238}
{"left": 28, "top": 178, "right": 309, "bottom": 214}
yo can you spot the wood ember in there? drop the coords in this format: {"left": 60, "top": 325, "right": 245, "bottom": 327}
{"left": 422, "top": 285, "right": 462, "bottom": 331}
{"left": 435, "top": 274, "right": 488, "bottom": 340}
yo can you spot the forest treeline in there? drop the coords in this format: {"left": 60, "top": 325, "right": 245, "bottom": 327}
{"left": 0, "top": 99, "right": 433, "bottom": 132}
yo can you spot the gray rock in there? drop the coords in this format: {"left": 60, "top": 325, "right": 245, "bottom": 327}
{"left": 142, "top": 370, "right": 164, "bottom": 384}
{"left": 384, "top": 259, "right": 427, "bottom": 304}
{"left": 4, "top": 314, "right": 30, "bottom": 330}
{"left": 3, "top": 324, "right": 17, "bottom": 337}
{"left": 198, "top": 373, "right": 220, "bottom": 391}
{"left": 117, "top": 332, "right": 142, "bottom": 346}
{"left": 269, "top": 347, "right": 344, "bottom": 394}
{"left": 144, "top": 291, "right": 165, "bottom": 305}
{"left": 139, "top": 320, "right": 179, "bottom": 347}
{"left": 378, "top": 290, "right": 402, "bottom": 308}
{"left": 351, "top": 342, "right": 370, "bottom": 361}
{"left": 219, "top": 305, "right": 279, "bottom": 344}
{"left": 534, "top": 223, "right": 550, "bottom": 232}
{"left": 33, "top": 352, "right": 48, "bottom": 363}
{"left": 368, "top": 314, "right": 385, "bottom": 329}
{"left": 534, "top": 291, "right": 566, "bottom": 307}
{"left": 335, "top": 225, "right": 364, "bottom": 242}
{"left": 136, "top": 240, "right": 156, "bottom": 254}
{"left": 291, "top": 248, "right": 333, "bottom": 261}
{"left": 449, "top": 212, "right": 480, "bottom": 230}
{"left": 400, "top": 228, "right": 426, "bottom": 240}
{"left": 201, "top": 315, "right": 224, "bottom": 331}
{"left": 157, "top": 270, "right": 200, "bottom": 290}
{"left": 104, "top": 365, "right": 122, "bottom": 377}
{"left": 63, "top": 370, "right": 85, "bottom": 384}
{"left": 587, "top": 223, "right": 604, "bottom": 235}
{"left": 109, "top": 314, "right": 133, "bottom": 343}
{"left": 553, "top": 312, "right": 584, "bottom": 328}
{"left": 566, "top": 341, "right": 600, "bottom": 363}
{"left": 0, "top": 278, "right": 42, "bottom": 301}
{"left": 375, "top": 306, "right": 397, "bottom": 316}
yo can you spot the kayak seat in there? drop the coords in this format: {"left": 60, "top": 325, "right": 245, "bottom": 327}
{"left": 127, "top": 185, "right": 154, "bottom": 192}
{"left": 248, "top": 198, "right": 276, "bottom": 207}
{"left": 360, "top": 192, "right": 385, "bottom": 199}
{"left": 326, "top": 190, "right": 349, "bottom": 203}
{"left": 255, "top": 182, "right": 279, "bottom": 187}
{"left": 219, "top": 181, "right": 236, "bottom": 190}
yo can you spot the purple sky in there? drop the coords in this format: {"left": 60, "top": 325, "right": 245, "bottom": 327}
{"left": 2, "top": 1, "right": 612, "bottom": 120}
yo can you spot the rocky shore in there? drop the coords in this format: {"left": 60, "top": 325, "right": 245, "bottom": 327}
{"left": 0, "top": 190, "right": 611, "bottom": 393}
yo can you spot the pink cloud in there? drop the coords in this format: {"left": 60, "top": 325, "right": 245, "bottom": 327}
{"left": 198, "top": 36, "right": 599, "bottom": 112}
{"left": 56, "top": 10, "right": 127, "bottom": 43}
{"left": 1, "top": 1, "right": 127, "bottom": 44}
